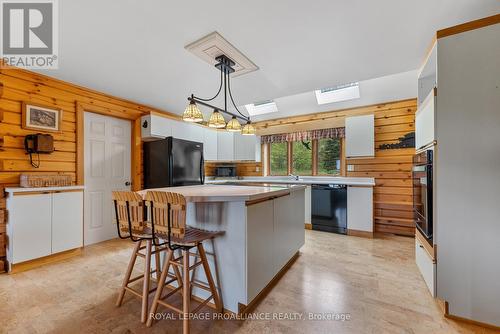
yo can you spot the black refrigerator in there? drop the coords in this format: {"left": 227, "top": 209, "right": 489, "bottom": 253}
{"left": 143, "top": 137, "right": 204, "bottom": 188}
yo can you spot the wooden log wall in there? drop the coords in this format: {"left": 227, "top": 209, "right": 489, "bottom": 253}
{"left": 205, "top": 161, "right": 263, "bottom": 177}
{"left": 0, "top": 64, "right": 176, "bottom": 271}
{"left": 255, "top": 99, "right": 416, "bottom": 236}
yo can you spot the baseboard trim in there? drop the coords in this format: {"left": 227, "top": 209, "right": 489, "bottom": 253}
{"left": 443, "top": 301, "right": 500, "bottom": 330}
{"left": 238, "top": 251, "right": 300, "bottom": 315}
{"left": 347, "top": 229, "right": 373, "bottom": 238}
{"left": 9, "top": 248, "right": 82, "bottom": 274}
{"left": 304, "top": 223, "right": 312, "bottom": 230}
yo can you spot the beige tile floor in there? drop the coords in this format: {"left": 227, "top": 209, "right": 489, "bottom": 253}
{"left": 0, "top": 230, "right": 495, "bottom": 334}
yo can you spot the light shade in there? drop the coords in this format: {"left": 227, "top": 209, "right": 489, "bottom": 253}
{"left": 208, "top": 109, "right": 226, "bottom": 128}
{"left": 182, "top": 100, "right": 204, "bottom": 123}
{"left": 226, "top": 116, "right": 241, "bottom": 132}
{"left": 241, "top": 121, "right": 256, "bottom": 135}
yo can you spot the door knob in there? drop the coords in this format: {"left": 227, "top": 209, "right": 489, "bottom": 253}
{"left": 125, "top": 181, "right": 131, "bottom": 186}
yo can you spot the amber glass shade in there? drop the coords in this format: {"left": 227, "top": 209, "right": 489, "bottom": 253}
{"left": 226, "top": 116, "right": 242, "bottom": 132}
{"left": 208, "top": 109, "right": 226, "bottom": 128}
{"left": 241, "top": 121, "right": 256, "bottom": 135}
{"left": 182, "top": 101, "right": 204, "bottom": 123}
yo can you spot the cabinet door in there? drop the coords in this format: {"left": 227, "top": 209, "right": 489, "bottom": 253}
{"left": 52, "top": 191, "right": 84, "bottom": 253}
{"left": 347, "top": 186, "right": 373, "bottom": 232}
{"left": 10, "top": 193, "right": 52, "bottom": 263}
{"left": 345, "top": 114, "right": 374, "bottom": 157}
{"left": 217, "top": 132, "right": 234, "bottom": 161}
{"left": 234, "top": 133, "right": 256, "bottom": 161}
{"left": 203, "top": 128, "right": 218, "bottom": 161}
{"left": 141, "top": 114, "right": 173, "bottom": 140}
{"left": 246, "top": 199, "right": 274, "bottom": 301}
{"left": 415, "top": 90, "right": 435, "bottom": 149}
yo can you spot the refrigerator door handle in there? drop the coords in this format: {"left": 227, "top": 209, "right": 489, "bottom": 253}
{"left": 200, "top": 155, "right": 205, "bottom": 184}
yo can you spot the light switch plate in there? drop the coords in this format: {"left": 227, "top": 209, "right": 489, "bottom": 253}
{"left": 347, "top": 164, "right": 355, "bottom": 172}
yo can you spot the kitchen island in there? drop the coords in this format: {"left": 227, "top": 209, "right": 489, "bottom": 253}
{"left": 137, "top": 184, "right": 306, "bottom": 314}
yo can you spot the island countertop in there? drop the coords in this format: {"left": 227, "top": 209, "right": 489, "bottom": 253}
{"left": 206, "top": 176, "right": 375, "bottom": 186}
{"left": 137, "top": 184, "right": 306, "bottom": 202}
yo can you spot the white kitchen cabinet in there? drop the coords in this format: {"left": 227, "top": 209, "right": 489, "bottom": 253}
{"left": 141, "top": 114, "right": 172, "bottom": 141}
{"left": 347, "top": 186, "right": 373, "bottom": 233}
{"left": 345, "top": 114, "right": 375, "bottom": 157}
{"left": 6, "top": 187, "right": 85, "bottom": 269}
{"left": 217, "top": 131, "right": 234, "bottom": 161}
{"left": 203, "top": 127, "right": 218, "bottom": 161}
{"left": 415, "top": 89, "right": 436, "bottom": 150}
{"left": 416, "top": 237, "right": 436, "bottom": 297}
{"left": 10, "top": 193, "right": 52, "bottom": 264}
{"left": 254, "top": 136, "right": 262, "bottom": 162}
{"left": 233, "top": 133, "right": 258, "bottom": 161}
{"left": 246, "top": 199, "right": 274, "bottom": 301}
{"left": 51, "top": 191, "right": 84, "bottom": 254}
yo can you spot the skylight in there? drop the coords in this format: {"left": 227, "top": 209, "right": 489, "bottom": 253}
{"left": 315, "top": 82, "right": 360, "bottom": 105}
{"left": 245, "top": 100, "right": 278, "bottom": 116}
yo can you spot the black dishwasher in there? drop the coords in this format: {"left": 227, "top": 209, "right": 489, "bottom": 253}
{"left": 311, "top": 184, "right": 347, "bottom": 234}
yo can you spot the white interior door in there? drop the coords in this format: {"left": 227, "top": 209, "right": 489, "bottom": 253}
{"left": 84, "top": 112, "right": 131, "bottom": 245}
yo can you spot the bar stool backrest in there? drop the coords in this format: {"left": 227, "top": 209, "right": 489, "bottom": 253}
{"left": 112, "top": 191, "right": 145, "bottom": 238}
{"left": 145, "top": 191, "right": 186, "bottom": 239}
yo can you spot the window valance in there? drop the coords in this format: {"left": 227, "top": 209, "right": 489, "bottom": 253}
{"left": 261, "top": 127, "right": 345, "bottom": 144}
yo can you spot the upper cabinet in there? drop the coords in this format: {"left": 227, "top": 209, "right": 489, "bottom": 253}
{"left": 345, "top": 114, "right": 375, "bottom": 157}
{"left": 415, "top": 89, "right": 436, "bottom": 150}
{"left": 141, "top": 113, "right": 259, "bottom": 161}
{"left": 217, "top": 131, "right": 234, "bottom": 161}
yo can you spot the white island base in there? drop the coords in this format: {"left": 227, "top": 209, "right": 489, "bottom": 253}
{"left": 139, "top": 184, "right": 306, "bottom": 314}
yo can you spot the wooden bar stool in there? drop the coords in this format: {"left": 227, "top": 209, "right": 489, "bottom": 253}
{"left": 112, "top": 191, "right": 178, "bottom": 323}
{"left": 144, "top": 191, "right": 224, "bottom": 334}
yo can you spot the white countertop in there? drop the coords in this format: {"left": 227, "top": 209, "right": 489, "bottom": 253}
{"left": 137, "top": 184, "right": 306, "bottom": 202}
{"left": 206, "top": 176, "right": 375, "bottom": 186}
{"left": 5, "top": 185, "right": 85, "bottom": 193}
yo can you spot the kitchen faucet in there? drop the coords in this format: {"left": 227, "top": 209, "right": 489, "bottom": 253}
{"left": 289, "top": 174, "right": 300, "bottom": 181}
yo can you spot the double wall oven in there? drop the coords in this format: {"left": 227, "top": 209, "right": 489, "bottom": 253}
{"left": 413, "top": 149, "right": 433, "bottom": 242}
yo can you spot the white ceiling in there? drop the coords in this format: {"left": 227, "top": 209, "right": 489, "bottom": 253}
{"left": 38, "top": 0, "right": 500, "bottom": 120}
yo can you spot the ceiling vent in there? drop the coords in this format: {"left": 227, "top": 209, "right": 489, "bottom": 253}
{"left": 185, "top": 31, "right": 258, "bottom": 77}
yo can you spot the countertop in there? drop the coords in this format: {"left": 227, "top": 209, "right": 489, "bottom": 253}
{"left": 5, "top": 185, "right": 85, "bottom": 193}
{"left": 137, "top": 184, "right": 306, "bottom": 203}
{"left": 206, "top": 176, "right": 375, "bottom": 186}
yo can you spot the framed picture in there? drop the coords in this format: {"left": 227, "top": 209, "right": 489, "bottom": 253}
{"left": 22, "top": 102, "right": 63, "bottom": 133}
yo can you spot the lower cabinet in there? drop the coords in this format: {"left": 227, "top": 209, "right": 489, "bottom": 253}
{"left": 347, "top": 186, "right": 373, "bottom": 232}
{"left": 7, "top": 189, "right": 84, "bottom": 265}
{"left": 415, "top": 236, "right": 436, "bottom": 297}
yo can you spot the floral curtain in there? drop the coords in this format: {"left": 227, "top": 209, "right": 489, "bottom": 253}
{"left": 261, "top": 127, "right": 345, "bottom": 144}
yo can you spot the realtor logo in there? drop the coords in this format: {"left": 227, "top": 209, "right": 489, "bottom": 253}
{"left": 1, "top": 0, "right": 58, "bottom": 69}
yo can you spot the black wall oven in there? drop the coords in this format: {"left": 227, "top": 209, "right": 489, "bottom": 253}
{"left": 413, "top": 150, "right": 433, "bottom": 242}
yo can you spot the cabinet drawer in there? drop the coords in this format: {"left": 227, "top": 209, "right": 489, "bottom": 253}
{"left": 415, "top": 237, "right": 436, "bottom": 297}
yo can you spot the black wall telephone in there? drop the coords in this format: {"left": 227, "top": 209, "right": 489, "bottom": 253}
{"left": 24, "top": 134, "right": 54, "bottom": 168}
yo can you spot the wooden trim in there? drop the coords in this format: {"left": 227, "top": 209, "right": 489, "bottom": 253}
{"left": 437, "top": 14, "right": 500, "bottom": 39}
{"left": 340, "top": 137, "right": 346, "bottom": 176}
{"left": 311, "top": 139, "right": 318, "bottom": 175}
{"left": 245, "top": 193, "right": 290, "bottom": 206}
{"left": 238, "top": 251, "right": 300, "bottom": 315}
{"left": 347, "top": 229, "right": 373, "bottom": 238}
{"left": 415, "top": 228, "right": 436, "bottom": 261}
{"left": 443, "top": 301, "right": 500, "bottom": 330}
{"left": 21, "top": 101, "right": 63, "bottom": 133}
{"left": 9, "top": 247, "right": 82, "bottom": 273}
{"left": 287, "top": 141, "right": 293, "bottom": 175}
{"left": 304, "top": 223, "right": 312, "bottom": 230}
{"left": 131, "top": 118, "right": 142, "bottom": 191}
{"left": 12, "top": 189, "right": 83, "bottom": 196}
{"left": 76, "top": 102, "right": 84, "bottom": 185}
{"left": 0, "top": 82, "right": 4, "bottom": 97}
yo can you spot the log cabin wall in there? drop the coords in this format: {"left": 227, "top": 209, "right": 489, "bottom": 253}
{"left": 204, "top": 161, "right": 263, "bottom": 177}
{"left": 255, "top": 99, "right": 416, "bottom": 236}
{"left": 0, "top": 65, "right": 176, "bottom": 271}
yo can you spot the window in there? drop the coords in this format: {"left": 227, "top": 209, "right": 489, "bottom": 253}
{"left": 245, "top": 100, "right": 278, "bottom": 116}
{"left": 292, "top": 141, "right": 312, "bottom": 175}
{"left": 315, "top": 82, "right": 360, "bottom": 105}
{"left": 269, "top": 142, "right": 287, "bottom": 175}
{"left": 318, "top": 138, "right": 341, "bottom": 175}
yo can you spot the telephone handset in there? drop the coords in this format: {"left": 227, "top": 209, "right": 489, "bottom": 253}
{"left": 24, "top": 134, "right": 54, "bottom": 168}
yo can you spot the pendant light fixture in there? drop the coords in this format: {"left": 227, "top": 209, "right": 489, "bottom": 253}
{"left": 185, "top": 55, "right": 255, "bottom": 135}
{"left": 208, "top": 109, "right": 226, "bottom": 128}
{"left": 241, "top": 120, "right": 256, "bottom": 135}
{"left": 182, "top": 100, "right": 204, "bottom": 122}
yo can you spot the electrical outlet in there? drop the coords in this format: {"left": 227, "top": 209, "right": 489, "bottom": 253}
{"left": 347, "top": 164, "right": 355, "bottom": 172}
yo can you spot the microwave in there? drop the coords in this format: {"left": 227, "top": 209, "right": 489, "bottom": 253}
{"left": 413, "top": 150, "right": 433, "bottom": 242}
{"left": 215, "top": 165, "right": 237, "bottom": 177}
